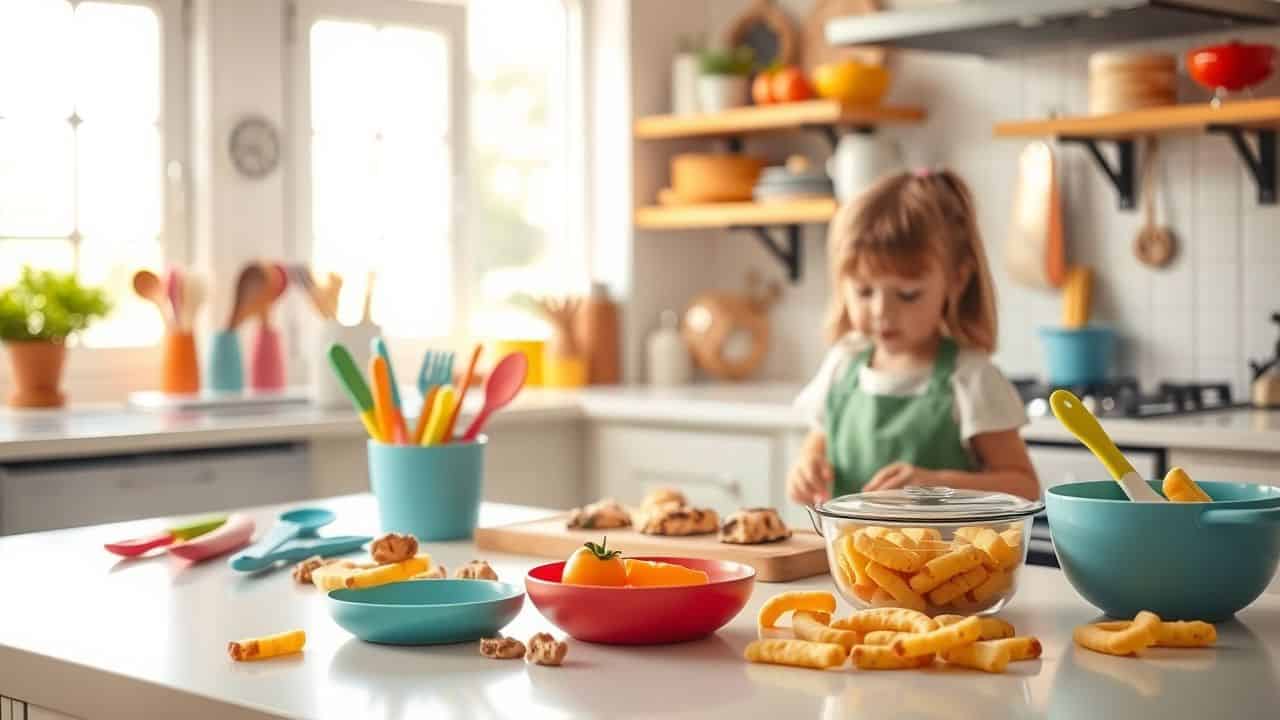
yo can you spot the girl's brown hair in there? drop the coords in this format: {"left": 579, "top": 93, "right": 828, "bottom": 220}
{"left": 824, "top": 169, "right": 999, "bottom": 352}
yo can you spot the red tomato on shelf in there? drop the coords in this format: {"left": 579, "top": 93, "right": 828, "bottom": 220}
{"left": 752, "top": 71, "right": 775, "bottom": 105}
{"left": 1187, "top": 42, "right": 1276, "bottom": 93}
{"left": 770, "top": 66, "right": 813, "bottom": 103}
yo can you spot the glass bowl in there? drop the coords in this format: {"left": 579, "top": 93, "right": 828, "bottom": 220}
{"left": 806, "top": 486, "right": 1044, "bottom": 616}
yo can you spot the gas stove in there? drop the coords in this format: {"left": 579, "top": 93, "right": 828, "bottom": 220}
{"left": 1012, "top": 377, "right": 1243, "bottom": 419}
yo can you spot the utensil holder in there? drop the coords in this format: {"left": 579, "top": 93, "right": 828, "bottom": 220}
{"left": 311, "top": 320, "right": 379, "bottom": 409}
{"left": 1039, "top": 326, "right": 1115, "bottom": 385}
{"left": 161, "top": 332, "right": 200, "bottom": 395}
{"left": 368, "top": 438, "right": 486, "bottom": 541}
{"left": 250, "top": 324, "right": 286, "bottom": 391}
{"left": 206, "top": 330, "right": 244, "bottom": 393}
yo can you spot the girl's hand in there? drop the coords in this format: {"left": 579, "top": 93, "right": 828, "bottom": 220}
{"left": 864, "top": 462, "right": 937, "bottom": 492}
{"left": 787, "top": 451, "right": 834, "bottom": 506}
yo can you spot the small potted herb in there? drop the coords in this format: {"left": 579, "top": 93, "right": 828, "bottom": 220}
{"left": 0, "top": 267, "right": 111, "bottom": 407}
{"left": 697, "top": 46, "right": 754, "bottom": 113}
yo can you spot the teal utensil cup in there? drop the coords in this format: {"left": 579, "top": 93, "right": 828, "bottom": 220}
{"left": 1039, "top": 326, "right": 1115, "bottom": 385}
{"left": 368, "top": 437, "right": 486, "bottom": 541}
{"left": 328, "top": 579, "right": 523, "bottom": 645}
{"left": 207, "top": 330, "right": 244, "bottom": 392}
{"left": 1046, "top": 480, "right": 1280, "bottom": 621}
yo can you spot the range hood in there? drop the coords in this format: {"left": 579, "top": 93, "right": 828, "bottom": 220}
{"left": 826, "top": 0, "right": 1280, "bottom": 56}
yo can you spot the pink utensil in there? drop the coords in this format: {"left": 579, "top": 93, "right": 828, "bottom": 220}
{"left": 461, "top": 352, "right": 528, "bottom": 442}
{"left": 168, "top": 514, "right": 256, "bottom": 562}
{"left": 105, "top": 531, "right": 177, "bottom": 557}
{"left": 166, "top": 267, "right": 183, "bottom": 328}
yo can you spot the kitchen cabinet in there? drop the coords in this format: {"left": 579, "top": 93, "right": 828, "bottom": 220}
{"left": 1167, "top": 449, "right": 1280, "bottom": 486}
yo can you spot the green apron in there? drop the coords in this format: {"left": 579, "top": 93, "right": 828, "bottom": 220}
{"left": 824, "top": 338, "right": 974, "bottom": 495}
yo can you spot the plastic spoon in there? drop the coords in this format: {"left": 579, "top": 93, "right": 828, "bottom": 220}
{"left": 132, "top": 270, "right": 170, "bottom": 328}
{"left": 229, "top": 507, "right": 336, "bottom": 571}
{"left": 1049, "top": 390, "right": 1166, "bottom": 502}
{"left": 461, "top": 352, "right": 528, "bottom": 442}
{"left": 166, "top": 267, "right": 183, "bottom": 329}
{"left": 105, "top": 515, "right": 227, "bottom": 557}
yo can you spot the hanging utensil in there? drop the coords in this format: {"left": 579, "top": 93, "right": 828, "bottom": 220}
{"left": 133, "top": 270, "right": 171, "bottom": 329}
{"left": 227, "top": 263, "right": 268, "bottom": 330}
{"left": 1134, "top": 137, "right": 1178, "bottom": 269}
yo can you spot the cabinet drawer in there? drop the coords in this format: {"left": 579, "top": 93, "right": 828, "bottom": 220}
{"left": 593, "top": 426, "right": 774, "bottom": 513}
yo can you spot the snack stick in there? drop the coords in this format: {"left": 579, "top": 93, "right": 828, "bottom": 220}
{"left": 853, "top": 583, "right": 877, "bottom": 602}
{"left": 793, "top": 610, "right": 860, "bottom": 651}
{"left": 745, "top": 639, "right": 847, "bottom": 670}
{"left": 928, "top": 566, "right": 989, "bottom": 606}
{"left": 758, "top": 591, "right": 837, "bottom": 629}
{"left": 940, "top": 640, "right": 1011, "bottom": 673}
{"left": 837, "top": 534, "right": 873, "bottom": 587}
{"left": 934, "top": 615, "right": 1016, "bottom": 640}
{"left": 311, "top": 563, "right": 361, "bottom": 591}
{"left": 953, "top": 527, "right": 981, "bottom": 543}
{"left": 344, "top": 555, "right": 430, "bottom": 589}
{"left": 908, "top": 546, "right": 985, "bottom": 594}
{"left": 884, "top": 531, "right": 917, "bottom": 549}
{"left": 832, "top": 607, "right": 938, "bottom": 634}
{"left": 999, "top": 528, "right": 1023, "bottom": 549}
{"left": 860, "top": 526, "right": 891, "bottom": 539}
{"left": 851, "top": 644, "right": 934, "bottom": 670}
{"left": 832, "top": 549, "right": 857, "bottom": 593}
{"left": 854, "top": 532, "right": 925, "bottom": 573}
{"left": 902, "top": 528, "right": 942, "bottom": 542}
{"left": 1162, "top": 467, "right": 1211, "bottom": 503}
{"left": 868, "top": 589, "right": 898, "bottom": 607}
{"left": 892, "top": 615, "right": 982, "bottom": 658}
{"left": 989, "top": 636, "right": 1042, "bottom": 661}
{"left": 1093, "top": 620, "right": 1216, "bottom": 648}
{"left": 228, "top": 629, "right": 306, "bottom": 661}
{"left": 1073, "top": 611, "right": 1161, "bottom": 656}
{"left": 865, "top": 562, "right": 927, "bottom": 613}
{"left": 862, "top": 630, "right": 908, "bottom": 646}
{"left": 970, "top": 528, "right": 1017, "bottom": 570}
{"left": 968, "top": 569, "right": 1012, "bottom": 605}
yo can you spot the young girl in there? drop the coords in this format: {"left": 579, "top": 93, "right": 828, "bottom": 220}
{"left": 788, "top": 169, "right": 1039, "bottom": 504}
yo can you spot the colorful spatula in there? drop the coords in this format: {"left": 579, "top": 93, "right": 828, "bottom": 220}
{"left": 105, "top": 515, "right": 228, "bottom": 557}
{"left": 328, "top": 343, "right": 384, "bottom": 442}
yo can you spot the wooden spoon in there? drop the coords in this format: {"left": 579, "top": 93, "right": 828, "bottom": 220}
{"left": 257, "top": 262, "right": 290, "bottom": 326}
{"left": 1135, "top": 137, "right": 1177, "bottom": 269}
{"left": 226, "top": 264, "right": 268, "bottom": 330}
{"left": 133, "top": 270, "right": 170, "bottom": 328}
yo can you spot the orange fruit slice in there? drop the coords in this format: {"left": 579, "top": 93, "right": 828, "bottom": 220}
{"left": 623, "top": 559, "right": 710, "bottom": 587}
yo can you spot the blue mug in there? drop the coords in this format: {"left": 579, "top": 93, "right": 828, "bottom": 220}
{"left": 368, "top": 438, "right": 486, "bottom": 541}
{"left": 207, "top": 330, "right": 244, "bottom": 393}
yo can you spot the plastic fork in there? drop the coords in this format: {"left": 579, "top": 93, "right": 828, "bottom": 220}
{"left": 413, "top": 350, "right": 455, "bottom": 444}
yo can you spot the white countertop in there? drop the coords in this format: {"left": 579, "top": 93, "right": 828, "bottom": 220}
{"left": 2, "top": 384, "right": 1278, "bottom": 463}
{"left": 2, "top": 495, "right": 1278, "bottom": 720}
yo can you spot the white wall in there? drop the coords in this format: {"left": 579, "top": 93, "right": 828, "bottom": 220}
{"left": 631, "top": 1, "right": 1280, "bottom": 398}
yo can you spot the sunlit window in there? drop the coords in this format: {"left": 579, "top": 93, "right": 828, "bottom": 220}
{"left": 0, "top": 0, "right": 167, "bottom": 347}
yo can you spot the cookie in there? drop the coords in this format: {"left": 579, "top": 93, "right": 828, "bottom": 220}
{"left": 636, "top": 505, "right": 719, "bottom": 536}
{"left": 566, "top": 499, "right": 632, "bottom": 530}
{"left": 641, "top": 487, "right": 686, "bottom": 512}
{"left": 720, "top": 508, "right": 792, "bottom": 545}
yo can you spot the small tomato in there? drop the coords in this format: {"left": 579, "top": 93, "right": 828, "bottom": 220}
{"left": 770, "top": 66, "right": 812, "bottom": 103}
{"left": 751, "top": 71, "right": 775, "bottom": 105}
{"left": 561, "top": 537, "right": 627, "bottom": 586}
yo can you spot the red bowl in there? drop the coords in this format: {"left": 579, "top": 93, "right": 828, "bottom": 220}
{"left": 525, "top": 556, "right": 755, "bottom": 645}
{"left": 1187, "top": 42, "right": 1276, "bottom": 93}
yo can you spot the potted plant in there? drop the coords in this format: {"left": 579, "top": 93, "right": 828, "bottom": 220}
{"left": 0, "top": 267, "right": 111, "bottom": 408}
{"left": 698, "top": 46, "right": 754, "bottom": 113}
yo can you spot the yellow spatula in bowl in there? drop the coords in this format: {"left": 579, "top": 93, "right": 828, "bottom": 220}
{"left": 1049, "top": 389, "right": 1166, "bottom": 502}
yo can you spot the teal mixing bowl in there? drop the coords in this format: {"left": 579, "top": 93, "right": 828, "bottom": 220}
{"left": 1046, "top": 480, "right": 1280, "bottom": 621}
{"left": 328, "top": 579, "right": 524, "bottom": 645}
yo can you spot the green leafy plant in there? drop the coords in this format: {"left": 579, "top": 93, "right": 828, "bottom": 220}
{"left": 698, "top": 46, "right": 754, "bottom": 76}
{"left": 0, "top": 267, "right": 112, "bottom": 342}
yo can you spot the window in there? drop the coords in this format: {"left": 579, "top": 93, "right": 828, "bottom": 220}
{"left": 298, "top": 0, "right": 585, "bottom": 343}
{"left": 0, "top": 0, "right": 184, "bottom": 348}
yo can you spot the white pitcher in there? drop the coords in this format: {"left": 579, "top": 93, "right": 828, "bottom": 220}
{"left": 826, "top": 132, "right": 905, "bottom": 203}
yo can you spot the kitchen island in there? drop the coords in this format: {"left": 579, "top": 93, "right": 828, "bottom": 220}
{"left": 2, "top": 495, "right": 1277, "bottom": 719}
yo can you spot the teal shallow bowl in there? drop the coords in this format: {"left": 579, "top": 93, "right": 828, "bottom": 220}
{"left": 328, "top": 579, "right": 524, "bottom": 645}
{"left": 1047, "top": 480, "right": 1280, "bottom": 621}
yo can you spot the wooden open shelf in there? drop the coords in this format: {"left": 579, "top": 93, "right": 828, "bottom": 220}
{"left": 634, "top": 198, "right": 837, "bottom": 229}
{"left": 635, "top": 100, "right": 926, "bottom": 141}
{"left": 995, "top": 99, "right": 1280, "bottom": 139}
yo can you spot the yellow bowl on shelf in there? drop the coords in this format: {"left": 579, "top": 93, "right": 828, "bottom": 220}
{"left": 490, "top": 339, "right": 544, "bottom": 387}
{"left": 812, "top": 61, "right": 891, "bottom": 106}
{"left": 542, "top": 353, "right": 587, "bottom": 388}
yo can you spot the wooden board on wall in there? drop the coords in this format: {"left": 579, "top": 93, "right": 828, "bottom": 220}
{"left": 475, "top": 516, "right": 830, "bottom": 582}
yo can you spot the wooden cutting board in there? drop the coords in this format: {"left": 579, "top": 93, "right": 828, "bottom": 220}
{"left": 475, "top": 516, "right": 830, "bottom": 583}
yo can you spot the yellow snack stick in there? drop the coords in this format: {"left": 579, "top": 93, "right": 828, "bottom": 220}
{"left": 1073, "top": 611, "right": 1161, "bottom": 656}
{"left": 989, "top": 636, "right": 1042, "bottom": 661}
{"left": 1094, "top": 620, "right": 1216, "bottom": 648}
{"left": 832, "top": 552, "right": 858, "bottom": 595}
{"left": 757, "top": 591, "right": 837, "bottom": 630}
{"left": 999, "top": 528, "right": 1023, "bottom": 549}
{"left": 953, "top": 527, "right": 981, "bottom": 543}
{"left": 928, "top": 566, "right": 989, "bottom": 606}
{"left": 901, "top": 528, "right": 942, "bottom": 543}
{"left": 837, "top": 534, "right": 873, "bottom": 588}
{"left": 852, "top": 583, "right": 877, "bottom": 603}
{"left": 793, "top": 610, "right": 861, "bottom": 651}
{"left": 860, "top": 526, "right": 891, "bottom": 539}
{"left": 854, "top": 532, "right": 925, "bottom": 573}
{"left": 832, "top": 607, "right": 938, "bottom": 635}
{"left": 884, "top": 531, "right": 917, "bottom": 549}
{"left": 1162, "top": 467, "right": 1211, "bottom": 503}
{"left": 908, "top": 546, "right": 985, "bottom": 594}
{"left": 851, "top": 644, "right": 933, "bottom": 670}
{"left": 940, "top": 639, "right": 1011, "bottom": 673}
{"left": 968, "top": 569, "right": 1012, "bottom": 605}
{"left": 228, "top": 629, "right": 306, "bottom": 661}
{"left": 970, "top": 528, "right": 1017, "bottom": 570}
{"left": 868, "top": 589, "right": 899, "bottom": 607}
{"left": 862, "top": 630, "right": 907, "bottom": 646}
{"left": 864, "top": 562, "right": 927, "bottom": 613}
{"left": 934, "top": 614, "right": 1016, "bottom": 640}
{"left": 892, "top": 615, "right": 982, "bottom": 658}
{"left": 344, "top": 555, "right": 430, "bottom": 590}
{"left": 745, "top": 639, "right": 846, "bottom": 670}
{"left": 312, "top": 563, "right": 361, "bottom": 591}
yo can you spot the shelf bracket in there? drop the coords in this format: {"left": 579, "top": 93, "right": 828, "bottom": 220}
{"left": 731, "top": 225, "right": 803, "bottom": 283}
{"left": 1207, "top": 125, "right": 1277, "bottom": 205}
{"left": 1059, "top": 136, "right": 1137, "bottom": 210}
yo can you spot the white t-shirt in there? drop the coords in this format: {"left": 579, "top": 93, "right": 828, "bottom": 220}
{"left": 795, "top": 334, "right": 1028, "bottom": 447}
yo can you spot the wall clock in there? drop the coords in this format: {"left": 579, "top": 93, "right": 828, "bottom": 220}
{"left": 229, "top": 115, "right": 280, "bottom": 179}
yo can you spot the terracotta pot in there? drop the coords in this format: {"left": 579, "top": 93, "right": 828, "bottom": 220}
{"left": 4, "top": 340, "right": 67, "bottom": 408}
